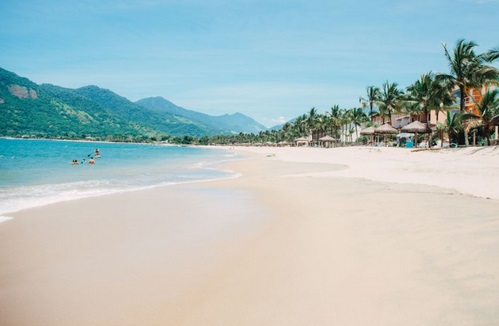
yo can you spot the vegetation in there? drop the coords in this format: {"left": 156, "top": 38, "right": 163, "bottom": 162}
{"left": 438, "top": 39, "right": 499, "bottom": 113}
{"left": 359, "top": 86, "right": 380, "bottom": 121}
{"left": 0, "top": 68, "right": 265, "bottom": 142}
{"left": 462, "top": 89, "right": 499, "bottom": 146}
{"left": 1, "top": 38, "right": 497, "bottom": 146}
{"left": 198, "top": 39, "right": 498, "bottom": 147}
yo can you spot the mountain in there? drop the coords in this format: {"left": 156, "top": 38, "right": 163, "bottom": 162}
{"left": 0, "top": 68, "right": 153, "bottom": 139}
{"left": 268, "top": 124, "right": 284, "bottom": 131}
{"left": 74, "top": 86, "right": 219, "bottom": 137}
{"left": 0, "top": 67, "right": 268, "bottom": 139}
{"left": 135, "top": 97, "right": 267, "bottom": 134}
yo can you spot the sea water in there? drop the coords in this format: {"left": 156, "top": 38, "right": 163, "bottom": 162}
{"left": 0, "top": 138, "right": 239, "bottom": 221}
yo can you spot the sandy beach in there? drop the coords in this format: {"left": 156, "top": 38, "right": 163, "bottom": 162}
{"left": 1, "top": 146, "right": 499, "bottom": 325}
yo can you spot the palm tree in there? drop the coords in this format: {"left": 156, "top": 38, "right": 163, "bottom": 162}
{"left": 377, "top": 81, "right": 403, "bottom": 124}
{"left": 340, "top": 109, "right": 353, "bottom": 143}
{"left": 438, "top": 39, "right": 499, "bottom": 113}
{"left": 359, "top": 86, "right": 380, "bottom": 122}
{"left": 406, "top": 72, "right": 454, "bottom": 127}
{"left": 404, "top": 102, "right": 422, "bottom": 122}
{"left": 306, "top": 107, "right": 318, "bottom": 143}
{"left": 327, "top": 105, "right": 342, "bottom": 140}
{"left": 435, "top": 122, "right": 447, "bottom": 147}
{"left": 444, "top": 111, "right": 462, "bottom": 145}
{"left": 295, "top": 114, "right": 308, "bottom": 137}
{"left": 461, "top": 89, "right": 499, "bottom": 146}
{"left": 349, "top": 107, "right": 367, "bottom": 140}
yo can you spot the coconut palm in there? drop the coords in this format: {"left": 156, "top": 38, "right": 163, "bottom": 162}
{"left": 359, "top": 86, "right": 380, "bottom": 121}
{"left": 435, "top": 122, "right": 447, "bottom": 147}
{"left": 406, "top": 72, "right": 454, "bottom": 127}
{"left": 327, "top": 105, "right": 343, "bottom": 140}
{"left": 294, "top": 114, "right": 308, "bottom": 137}
{"left": 404, "top": 102, "right": 423, "bottom": 122}
{"left": 377, "top": 81, "right": 403, "bottom": 124}
{"left": 306, "top": 107, "right": 319, "bottom": 143}
{"left": 444, "top": 111, "right": 462, "bottom": 145}
{"left": 349, "top": 107, "right": 368, "bottom": 139}
{"left": 438, "top": 39, "right": 499, "bottom": 113}
{"left": 339, "top": 109, "right": 350, "bottom": 143}
{"left": 461, "top": 89, "right": 499, "bottom": 146}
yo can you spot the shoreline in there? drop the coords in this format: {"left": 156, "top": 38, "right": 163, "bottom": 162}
{"left": 1, "top": 146, "right": 499, "bottom": 325}
{"left": 0, "top": 169, "right": 242, "bottom": 223}
{"left": 0, "top": 140, "right": 240, "bottom": 222}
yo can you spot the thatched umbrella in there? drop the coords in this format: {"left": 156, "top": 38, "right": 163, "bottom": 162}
{"left": 375, "top": 123, "right": 398, "bottom": 146}
{"left": 319, "top": 135, "right": 337, "bottom": 148}
{"left": 360, "top": 126, "right": 375, "bottom": 135}
{"left": 294, "top": 137, "right": 309, "bottom": 147}
{"left": 375, "top": 123, "right": 398, "bottom": 134}
{"left": 360, "top": 126, "right": 376, "bottom": 145}
{"left": 401, "top": 121, "right": 432, "bottom": 148}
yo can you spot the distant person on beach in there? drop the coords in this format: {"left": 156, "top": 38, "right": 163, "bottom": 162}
{"left": 89, "top": 157, "right": 95, "bottom": 165}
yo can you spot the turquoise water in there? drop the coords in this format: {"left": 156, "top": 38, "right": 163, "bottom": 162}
{"left": 0, "top": 138, "right": 238, "bottom": 220}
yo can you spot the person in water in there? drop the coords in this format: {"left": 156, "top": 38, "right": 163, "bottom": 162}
{"left": 89, "top": 157, "right": 95, "bottom": 165}
{"left": 94, "top": 148, "right": 100, "bottom": 157}
{"left": 81, "top": 158, "right": 86, "bottom": 164}
{"left": 71, "top": 159, "right": 79, "bottom": 165}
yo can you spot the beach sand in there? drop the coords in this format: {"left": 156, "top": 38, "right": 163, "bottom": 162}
{"left": 1, "top": 146, "right": 499, "bottom": 325}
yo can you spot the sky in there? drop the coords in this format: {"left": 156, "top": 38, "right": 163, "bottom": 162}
{"left": 1, "top": 0, "right": 498, "bottom": 127}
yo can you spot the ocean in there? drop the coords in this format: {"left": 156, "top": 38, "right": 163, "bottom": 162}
{"left": 0, "top": 138, "right": 238, "bottom": 221}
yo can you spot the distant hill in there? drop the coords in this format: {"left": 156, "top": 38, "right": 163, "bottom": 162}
{"left": 268, "top": 124, "right": 284, "bottom": 131}
{"left": 74, "top": 86, "right": 219, "bottom": 137}
{"left": 136, "top": 97, "right": 267, "bottom": 134}
{"left": 268, "top": 117, "right": 297, "bottom": 131}
{"left": 0, "top": 67, "right": 268, "bottom": 139}
{"left": 0, "top": 68, "right": 153, "bottom": 139}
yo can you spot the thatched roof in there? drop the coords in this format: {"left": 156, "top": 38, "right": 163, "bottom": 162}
{"left": 400, "top": 121, "right": 432, "bottom": 133}
{"left": 375, "top": 123, "right": 398, "bottom": 134}
{"left": 360, "top": 126, "right": 376, "bottom": 135}
{"left": 294, "top": 137, "right": 309, "bottom": 142}
{"left": 319, "top": 135, "right": 337, "bottom": 142}
{"left": 491, "top": 115, "right": 499, "bottom": 126}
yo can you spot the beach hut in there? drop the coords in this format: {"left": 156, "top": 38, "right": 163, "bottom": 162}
{"left": 401, "top": 121, "right": 432, "bottom": 148}
{"left": 294, "top": 137, "right": 309, "bottom": 147}
{"left": 278, "top": 141, "right": 291, "bottom": 147}
{"left": 319, "top": 135, "right": 337, "bottom": 148}
{"left": 360, "top": 126, "right": 376, "bottom": 145}
{"left": 375, "top": 123, "right": 398, "bottom": 146}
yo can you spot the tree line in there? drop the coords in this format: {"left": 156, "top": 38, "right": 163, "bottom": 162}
{"left": 200, "top": 39, "right": 498, "bottom": 147}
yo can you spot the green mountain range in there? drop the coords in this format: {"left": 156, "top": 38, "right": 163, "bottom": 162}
{"left": 0, "top": 67, "right": 267, "bottom": 140}
{"left": 136, "top": 97, "right": 266, "bottom": 134}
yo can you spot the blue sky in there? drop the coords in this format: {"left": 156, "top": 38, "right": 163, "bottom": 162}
{"left": 1, "top": 0, "right": 498, "bottom": 127}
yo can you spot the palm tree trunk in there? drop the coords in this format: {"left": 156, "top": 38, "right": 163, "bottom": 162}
{"left": 459, "top": 85, "right": 466, "bottom": 112}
